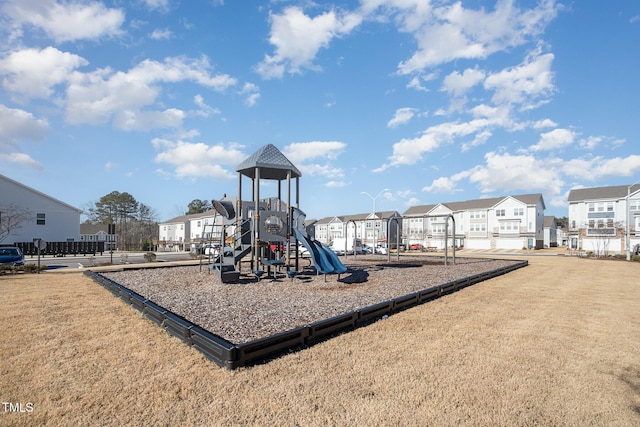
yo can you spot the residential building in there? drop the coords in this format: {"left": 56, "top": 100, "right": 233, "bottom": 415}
{"left": 0, "top": 173, "right": 81, "bottom": 245}
{"left": 158, "top": 213, "right": 192, "bottom": 251}
{"left": 313, "top": 211, "right": 402, "bottom": 248}
{"left": 568, "top": 184, "right": 640, "bottom": 255}
{"left": 157, "top": 197, "right": 274, "bottom": 251}
{"left": 403, "top": 194, "right": 545, "bottom": 250}
{"left": 80, "top": 224, "right": 117, "bottom": 250}
{"left": 543, "top": 216, "right": 558, "bottom": 248}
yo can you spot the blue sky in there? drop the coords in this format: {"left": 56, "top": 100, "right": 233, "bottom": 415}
{"left": 1, "top": 0, "right": 639, "bottom": 222}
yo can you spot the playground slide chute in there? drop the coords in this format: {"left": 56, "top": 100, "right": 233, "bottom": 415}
{"left": 291, "top": 208, "right": 347, "bottom": 275}
{"left": 292, "top": 228, "right": 347, "bottom": 274}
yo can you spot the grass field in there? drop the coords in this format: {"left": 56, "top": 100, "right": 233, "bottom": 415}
{"left": 1, "top": 254, "right": 639, "bottom": 426}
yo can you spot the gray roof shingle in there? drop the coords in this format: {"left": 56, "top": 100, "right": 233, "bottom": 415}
{"left": 568, "top": 184, "right": 640, "bottom": 202}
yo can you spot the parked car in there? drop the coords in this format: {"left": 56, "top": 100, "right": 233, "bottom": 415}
{"left": 0, "top": 247, "right": 24, "bottom": 267}
{"left": 203, "top": 244, "right": 233, "bottom": 257}
{"left": 298, "top": 245, "right": 311, "bottom": 257}
{"left": 409, "top": 243, "right": 424, "bottom": 251}
{"left": 375, "top": 245, "right": 388, "bottom": 255}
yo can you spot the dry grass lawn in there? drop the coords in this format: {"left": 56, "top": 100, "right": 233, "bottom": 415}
{"left": 1, "top": 255, "right": 639, "bottom": 426}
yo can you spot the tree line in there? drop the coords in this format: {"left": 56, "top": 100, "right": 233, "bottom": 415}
{"left": 83, "top": 192, "right": 213, "bottom": 251}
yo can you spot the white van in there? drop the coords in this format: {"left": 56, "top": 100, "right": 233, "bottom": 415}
{"left": 328, "top": 238, "right": 363, "bottom": 255}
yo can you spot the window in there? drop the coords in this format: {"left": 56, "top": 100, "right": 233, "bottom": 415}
{"left": 630, "top": 200, "right": 639, "bottom": 211}
{"left": 597, "top": 203, "right": 605, "bottom": 212}
{"left": 514, "top": 208, "right": 524, "bottom": 216}
{"left": 499, "top": 221, "right": 519, "bottom": 233}
{"left": 470, "top": 224, "right": 486, "bottom": 232}
{"left": 470, "top": 211, "right": 486, "bottom": 219}
{"left": 36, "top": 213, "right": 45, "bottom": 225}
{"left": 432, "top": 224, "right": 445, "bottom": 234}
{"left": 607, "top": 202, "right": 614, "bottom": 212}
{"left": 496, "top": 209, "right": 505, "bottom": 217}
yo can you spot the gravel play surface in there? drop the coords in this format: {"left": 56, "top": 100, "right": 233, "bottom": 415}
{"left": 102, "top": 255, "right": 521, "bottom": 343}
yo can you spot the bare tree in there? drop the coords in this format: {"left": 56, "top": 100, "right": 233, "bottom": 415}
{"left": 0, "top": 203, "right": 32, "bottom": 243}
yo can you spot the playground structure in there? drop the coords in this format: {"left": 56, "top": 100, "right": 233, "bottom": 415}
{"left": 209, "top": 144, "right": 347, "bottom": 283}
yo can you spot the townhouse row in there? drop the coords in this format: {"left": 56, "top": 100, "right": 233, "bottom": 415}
{"left": 3, "top": 172, "right": 638, "bottom": 256}
{"left": 158, "top": 193, "right": 555, "bottom": 252}
{"left": 158, "top": 185, "right": 639, "bottom": 256}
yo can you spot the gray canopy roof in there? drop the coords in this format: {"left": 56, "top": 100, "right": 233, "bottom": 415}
{"left": 236, "top": 144, "right": 302, "bottom": 180}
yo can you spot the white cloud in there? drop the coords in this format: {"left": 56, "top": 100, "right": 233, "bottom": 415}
{"left": 442, "top": 67, "right": 485, "bottom": 96}
{"left": 387, "top": 107, "right": 417, "bottom": 128}
{"left": 532, "top": 118, "right": 557, "bottom": 129}
{"left": 530, "top": 128, "right": 576, "bottom": 152}
{"left": 405, "top": 197, "right": 421, "bottom": 207}
{"left": 255, "top": 6, "right": 362, "bottom": 79}
{"left": 0, "top": 152, "right": 42, "bottom": 169}
{"left": 239, "top": 83, "right": 260, "bottom": 107}
{"left": 578, "top": 136, "right": 602, "bottom": 150}
{"left": 422, "top": 177, "right": 458, "bottom": 193}
{"left": 397, "top": 189, "right": 416, "bottom": 199}
{"left": 387, "top": 0, "right": 560, "bottom": 74}
{"left": 301, "top": 164, "right": 345, "bottom": 178}
{"left": 2, "top": 0, "right": 125, "bottom": 43}
{"left": 142, "top": 0, "right": 171, "bottom": 12}
{"left": 461, "top": 130, "right": 492, "bottom": 152}
{"left": 152, "top": 138, "right": 246, "bottom": 180}
{"left": 406, "top": 73, "right": 437, "bottom": 92}
{"left": 105, "top": 162, "right": 118, "bottom": 172}
{"left": 193, "top": 94, "right": 220, "bottom": 118}
{"left": 283, "top": 141, "right": 346, "bottom": 163}
{"left": 0, "top": 104, "right": 49, "bottom": 150}
{"left": 0, "top": 47, "right": 88, "bottom": 100}
{"left": 484, "top": 49, "right": 555, "bottom": 107}
{"left": 150, "top": 28, "right": 173, "bottom": 40}
{"left": 374, "top": 132, "right": 439, "bottom": 172}
{"left": 376, "top": 114, "right": 503, "bottom": 171}
{"left": 467, "top": 150, "right": 564, "bottom": 195}
{"left": 283, "top": 141, "right": 346, "bottom": 179}
{"left": 113, "top": 108, "right": 185, "bottom": 131}
{"left": 422, "top": 170, "right": 471, "bottom": 193}
{"left": 65, "top": 56, "right": 237, "bottom": 130}
{"left": 562, "top": 155, "right": 640, "bottom": 181}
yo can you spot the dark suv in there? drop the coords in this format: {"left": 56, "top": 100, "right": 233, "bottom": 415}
{"left": 0, "top": 247, "right": 25, "bottom": 267}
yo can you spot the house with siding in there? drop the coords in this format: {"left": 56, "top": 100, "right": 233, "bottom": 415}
{"left": 403, "top": 194, "right": 545, "bottom": 250}
{"left": 313, "top": 211, "right": 402, "bottom": 248}
{"left": 157, "top": 197, "right": 275, "bottom": 251}
{"left": 543, "top": 216, "right": 558, "bottom": 248}
{"left": 80, "top": 224, "right": 117, "bottom": 250}
{"left": 158, "top": 214, "right": 191, "bottom": 251}
{"left": 568, "top": 184, "right": 640, "bottom": 255}
{"left": 0, "top": 173, "right": 81, "bottom": 245}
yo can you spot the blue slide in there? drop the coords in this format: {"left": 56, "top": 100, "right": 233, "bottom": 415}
{"left": 292, "top": 208, "right": 347, "bottom": 275}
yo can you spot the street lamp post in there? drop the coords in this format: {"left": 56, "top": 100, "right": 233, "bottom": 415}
{"left": 361, "top": 188, "right": 389, "bottom": 249}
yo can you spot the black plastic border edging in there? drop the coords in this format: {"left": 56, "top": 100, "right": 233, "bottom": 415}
{"left": 84, "top": 258, "right": 528, "bottom": 369}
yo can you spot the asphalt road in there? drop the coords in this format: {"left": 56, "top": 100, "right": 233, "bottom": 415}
{"left": 25, "top": 251, "right": 195, "bottom": 270}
